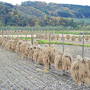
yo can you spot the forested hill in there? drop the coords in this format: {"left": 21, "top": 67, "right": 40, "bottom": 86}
{"left": 21, "top": 1, "right": 90, "bottom": 18}
{"left": 0, "top": 1, "right": 90, "bottom": 27}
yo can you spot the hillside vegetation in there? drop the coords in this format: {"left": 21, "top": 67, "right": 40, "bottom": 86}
{"left": 0, "top": 1, "right": 90, "bottom": 29}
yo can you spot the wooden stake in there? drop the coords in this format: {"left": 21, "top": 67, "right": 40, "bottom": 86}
{"left": 62, "top": 33, "right": 64, "bottom": 53}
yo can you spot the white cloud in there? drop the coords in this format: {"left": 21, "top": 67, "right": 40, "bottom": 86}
{"left": 0, "top": 0, "right": 90, "bottom": 6}
{"left": 0, "top": 0, "right": 23, "bottom": 5}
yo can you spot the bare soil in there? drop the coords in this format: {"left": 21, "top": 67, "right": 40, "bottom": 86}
{"left": 0, "top": 46, "right": 90, "bottom": 90}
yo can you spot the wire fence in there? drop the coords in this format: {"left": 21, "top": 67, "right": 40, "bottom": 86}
{"left": 0, "top": 28, "right": 90, "bottom": 89}
{"left": 0, "top": 28, "right": 90, "bottom": 58}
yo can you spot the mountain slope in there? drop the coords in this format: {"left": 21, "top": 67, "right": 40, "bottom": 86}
{"left": 0, "top": 1, "right": 90, "bottom": 27}
{"left": 21, "top": 1, "right": 90, "bottom": 18}
{"left": 16, "top": 5, "right": 46, "bottom": 19}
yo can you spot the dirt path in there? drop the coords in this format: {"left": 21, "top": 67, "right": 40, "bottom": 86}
{"left": 0, "top": 47, "right": 90, "bottom": 90}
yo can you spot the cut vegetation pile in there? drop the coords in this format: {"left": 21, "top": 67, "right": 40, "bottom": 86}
{"left": 0, "top": 36, "right": 90, "bottom": 86}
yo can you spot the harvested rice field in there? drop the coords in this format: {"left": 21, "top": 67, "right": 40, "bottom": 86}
{"left": 0, "top": 45, "right": 90, "bottom": 90}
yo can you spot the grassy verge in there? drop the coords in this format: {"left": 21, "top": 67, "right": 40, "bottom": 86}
{"left": 3, "top": 30, "right": 90, "bottom": 35}
{"left": 19, "top": 37, "right": 90, "bottom": 47}
{"left": 19, "top": 37, "right": 31, "bottom": 40}
{"left": 54, "top": 31, "right": 90, "bottom": 35}
{"left": 37, "top": 40, "right": 90, "bottom": 47}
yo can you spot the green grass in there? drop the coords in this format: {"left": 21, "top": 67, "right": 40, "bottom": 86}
{"left": 19, "top": 37, "right": 31, "bottom": 40}
{"left": 37, "top": 40, "right": 90, "bottom": 47}
{"left": 54, "top": 31, "right": 90, "bottom": 35}
{"left": 11, "top": 30, "right": 90, "bottom": 35}
{"left": 19, "top": 37, "right": 90, "bottom": 47}
{"left": 0, "top": 26, "right": 90, "bottom": 35}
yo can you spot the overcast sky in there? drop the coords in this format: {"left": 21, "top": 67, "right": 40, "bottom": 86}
{"left": 0, "top": 0, "right": 90, "bottom": 6}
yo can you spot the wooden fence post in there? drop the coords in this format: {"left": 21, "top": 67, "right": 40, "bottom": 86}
{"left": 49, "top": 32, "right": 51, "bottom": 47}
{"left": 2, "top": 28, "right": 3, "bottom": 37}
{"left": 25, "top": 30, "right": 28, "bottom": 42}
{"left": 31, "top": 27, "right": 34, "bottom": 45}
{"left": 82, "top": 32, "right": 85, "bottom": 59}
{"left": 62, "top": 33, "right": 65, "bottom": 53}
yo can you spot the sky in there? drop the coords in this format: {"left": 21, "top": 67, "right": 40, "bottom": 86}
{"left": 0, "top": 0, "right": 90, "bottom": 6}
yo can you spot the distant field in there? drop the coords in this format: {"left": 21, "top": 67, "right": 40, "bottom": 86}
{"left": 73, "top": 18, "right": 90, "bottom": 25}
{"left": 0, "top": 26, "right": 90, "bottom": 35}
{"left": 54, "top": 31, "right": 90, "bottom": 35}
{"left": 19, "top": 37, "right": 31, "bottom": 40}
{"left": 14, "top": 36, "right": 90, "bottom": 47}
{"left": 37, "top": 40, "right": 90, "bottom": 47}
{"left": 0, "top": 30, "right": 90, "bottom": 35}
